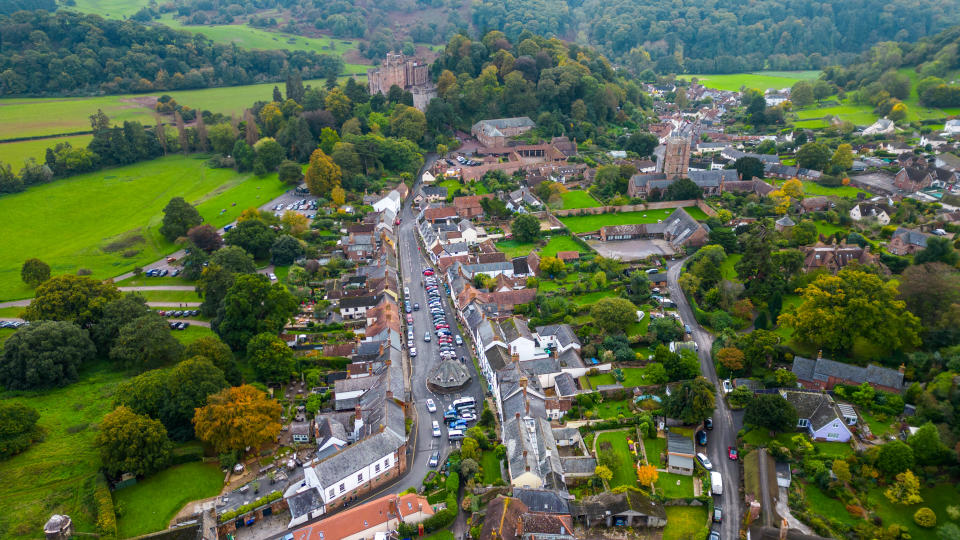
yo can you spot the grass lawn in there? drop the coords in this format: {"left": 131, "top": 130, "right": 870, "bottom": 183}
{"left": 0, "top": 155, "right": 286, "bottom": 301}
{"left": 801, "top": 182, "right": 867, "bottom": 198}
{"left": 594, "top": 365, "right": 662, "bottom": 388}
{"left": 663, "top": 506, "right": 707, "bottom": 540}
{"left": 495, "top": 239, "right": 536, "bottom": 259}
{"left": 860, "top": 411, "right": 895, "bottom": 438}
{"left": 559, "top": 207, "right": 707, "bottom": 234}
{"left": 114, "top": 462, "right": 224, "bottom": 538}
{"left": 423, "top": 531, "right": 455, "bottom": 540}
{"left": 866, "top": 484, "right": 959, "bottom": 537}
{"left": 480, "top": 451, "right": 504, "bottom": 485}
{"left": 595, "top": 431, "right": 638, "bottom": 488}
{"left": 560, "top": 190, "right": 602, "bottom": 209}
{"left": 571, "top": 290, "right": 616, "bottom": 306}
{"left": 656, "top": 472, "right": 694, "bottom": 499}
{"left": 803, "top": 482, "right": 859, "bottom": 527}
{"left": 540, "top": 236, "right": 589, "bottom": 257}
{"left": 138, "top": 290, "right": 203, "bottom": 303}
{"left": 537, "top": 273, "right": 579, "bottom": 293}
{"left": 0, "top": 361, "right": 124, "bottom": 539}
{"left": 0, "top": 134, "right": 93, "bottom": 167}
{"left": 69, "top": 0, "right": 152, "bottom": 17}
{"left": 814, "top": 220, "right": 847, "bottom": 237}
{"left": 172, "top": 325, "right": 217, "bottom": 345}
{"left": 588, "top": 373, "right": 617, "bottom": 387}
{"left": 625, "top": 314, "right": 650, "bottom": 338}
{"left": 681, "top": 71, "right": 820, "bottom": 91}
{"left": 793, "top": 100, "right": 878, "bottom": 126}
{"left": 643, "top": 436, "right": 666, "bottom": 467}
{"left": 115, "top": 274, "right": 195, "bottom": 287}
{"left": 437, "top": 179, "right": 462, "bottom": 199}
{"left": 595, "top": 399, "right": 632, "bottom": 419}
{"left": 814, "top": 442, "right": 853, "bottom": 458}
{"left": 0, "top": 306, "right": 25, "bottom": 318}
{"left": 719, "top": 253, "right": 742, "bottom": 281}
{"left": 0, "top": 328, "right": 14, "bottom": 345}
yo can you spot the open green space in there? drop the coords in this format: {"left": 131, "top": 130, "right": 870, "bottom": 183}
{"left": 719, "top": 253, "right": 742, "bottom": 281}
{"left": 496, "top": 235, "right": 589, "bottom": 260}
{"left": 656, "top": 472, "right": 694, "bottom": 499}
{"left": 437, "top": 179, "right": 463, "bottom": 196}
{"left": 68, "top": 0, "right": 147, "bottom": 18}
{"left": 559, "top": 207, "right": 707, "bottom": 234}
{"left": 866, "top": 484, "right": 958, "bottom": 538}
{"left": 172, "top": 325, "right": 217, "bottom": 345}
{"left": 0, "top": 155, "right": 286, "bottom": 301}
{"left": 0, "top": 361, "right": 124, "bottom": 539}
{"left": 0, "top": 306, "right": 25, "bottom": 318}
{"left": 813, "top": 442, "right": 853, "bottom": 458}
{"left": 494, "top": 240, "right": 536, "bottom": 259}
{"left": 0, "top": 135, "right": 94, "bottom": 168}
{"left": 139, "top": 290, "right": 203, "bottom": 303}
{"left": 800, "top": 182, "right": 867, "bottom": 198}
{"left": 595, "top": 430, "right": 638, "bottom": 488}
{"left": 589, "top": 366, "right": 662, "bottom": 389}
{"left": 571, "top": 290, "right": 616, "bottom": 306}
{"left": 813, "top": 220, "right": 847, "bottom": 237}
{"left": 860, "top": 411, "right": 894, "bottom": 438}
{"left": 793, "top": 101, "right": 879, "bottom": 126}
{"left": 593, "top": 399, "right": 633, "bottom": 419}
{"left": 663, "top": 505, "right": 708, "bottom": 540}
{"left": 0, "top": 328, "right": 14, "bottom": 345}
{"left": 480, "top": 450, "right": 504, "bottom": 485}
{"left": 681, "top": 71, "right": 820, "bottom": 92}
{"left": 643, "top": 436, "right": 666, "bottom": 467}
{"left": 423, "top": 531, "right": 455, "bottom": 540}
{"left": 802, "top": 482, "right": 859, "bottom": 527}
{"left": 115, "top": 275, "right": 195, "bottom": 287}
{"left": 114, "top": 461, "right": 224, "bottom": 538}
{"left": 560, "top": 190, "right": 602, "bottom": 209}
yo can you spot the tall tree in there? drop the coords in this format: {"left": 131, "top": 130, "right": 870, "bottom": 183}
{"left": 270, "top": 235, "right": 305, "bottom": 265}
{"left": 778, "top": 268, "right": 921, "bottom": 353}
{"left": 159, "top": 197, "right": 202, "bottom": 242}
{"left": 733, "top": 156, "right": 764, "bottom": 180}
{"left": 662, "top": 377, "right": 716, "bottom": 424}
{"left": 109, "top": 313, "right": 183, "bottom": 371}
{"left": 183, "top": 336, "right": 240, "bottom": 385}
{"left": 154, "top": 116, "right": 167, "bottom": 155}
{"left": 96, "top": 406, "right": 172, "bottom": 476}
{"left": 174, "top": 110, "right": 189, "bottom": 154}
{"left": 914, "top": 237, "right": 959, "bottom": 266}
{"left": 212, "top": 274, "right": 298, "bottom": 350}
{"left": 0, "top": 401, "right": 42, "bottom": 458}
{"left": 196, "top": 264, "right": 236, "bottom": 318}
{"left": 223, "top": 219, "right": 277, "bottom": 260}
{"left": 796, "top": 141, "right": 832, "bottom": 171}
{"left": 511, "top": 214, "right": 541, "bottom": 243}
{"left": 193, "top": 385, "right": 282, "bottom": 453}
{"left": 195, "top": 111, "right": 209, "bottom": 152}
{"left": 0, "top": 320, "right": 96, "bottom": 389}
{"left": 20, "top": 258, "right": 51, "bottom": 287}
{"left": 590, "top": 297, "right": 638, "bottom": 333}
{"left": 243, "top": 109, "right": 259, "bottom": 146}
{"left": 22, "top": 275, "right": 120, "bottom": 326}
{"left": 187, "top": 224, "right": 224, "bottom": 252}
{"left": 210, "top": 245, "right": 256, "bottom": 274}
{"left": 247, "top": 333, "right": 296, "bottom": 382}
{"left": 89, "top": 292, "right": 151, "bottom": 353}
{"left": 305, "top": 148, "right": 342, "bottom": 197}
{"left": 744, "top": 394, "right": 798, "bottom": 433}
{"left": 286, "top": 71, "right": 305, "bottom": 103}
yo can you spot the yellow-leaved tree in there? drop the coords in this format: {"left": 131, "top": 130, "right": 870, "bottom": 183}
{"left": 305, "top": 148, "right": 341, "bottom": 199}
{"left": 193, "top": 385, "right": 282, "bottom": 454}
{"left": 636, "top": 463, "right": 658, "bottom": 487}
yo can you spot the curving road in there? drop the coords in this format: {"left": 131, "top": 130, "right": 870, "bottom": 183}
{"left": 667, "top": 258, "right": 742, "bottom": 540}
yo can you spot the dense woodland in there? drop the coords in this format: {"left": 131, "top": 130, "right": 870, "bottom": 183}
{"left": 823, "top": 25, "right": 960, "bottom": 108}
{"left": 0, "top": 10, "right": 343, "bottom": 96}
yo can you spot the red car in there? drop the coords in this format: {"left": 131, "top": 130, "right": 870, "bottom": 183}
{"left": 728, "top": 446, "right": 738, "bottom": 461}
{"left": 406, "top": 314, "right": 414, "bottom": 324}
{"left": 423, "top": 269, "right": 434, "bottom": 276}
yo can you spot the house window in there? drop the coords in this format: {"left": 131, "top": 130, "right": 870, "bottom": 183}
{"left": 827, "top": 432, "right": 839, "bottom": 439}
{"left": 384, "top": 458, "right": 390, "bottom": 468}
{"left": 797, "top": 418, "right": 809, "bottom": 428}
{"left": 358, "top": 473, "right": 363, "bottom": 482}
{"left": 339, "top": 483, "right": 345, "bottom": 493}
{"left": 329, "top": 489, "right": 335, "bottom": 499}
{"left": 375, "top": 464, "right": 381, "bottom": 473}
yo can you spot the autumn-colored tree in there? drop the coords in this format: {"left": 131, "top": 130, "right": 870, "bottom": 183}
{"left": 331, "top": 185, "right": 346, "bottom": 207}
{"left": 281, "top": 211, "right": 309, "bottom": 236}
{"left": 832, "top": 459, "right": 851, "bottom": 485}
{"left": 769, "top": 188, "right": 791, "bottom": 215}
{"left": 636, "top": 463, "right": 658, "bottom": 487}
{"left": 538, "top": 256, "right": 565, "bottom": 277}
{"left": 781, "top": 178, "right": 804, "bottom": 200}
{"left": 885, "top": 470, "right": 923, "bottom": 505}
{"left": 258, "top": 102, "right": 284, "bottom": 136}
{"left": 716, "top": 347, "right": 745, "bottom": 371}
{"left": 237, "top": 206, "right": 266, "bottom": 223}
{"left": 594, "top": 465, "right": 613, "bottom": 483}
{"left": 324, "top": 87, "right": 352, "bottom": 123}
{"left": 732, "top": 298, "right": 754, "bottom": 320}
{"left": 305, "top": 148, "right": 342, "bottom": 198}
{"left": 193, "top": 385, "right": 282, "bottom": 453}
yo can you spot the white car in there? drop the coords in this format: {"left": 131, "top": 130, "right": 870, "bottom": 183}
{"left": 432, "top": 421, "right": 441, "bottom": 437}
{"left": 410, "top": 348, "right": 417, "bottom": 357}
{"left": 461, "top": 412, "right": 476, "bottom": 422}
{"left": 426, "top": 399, "right": 437, "bottom": 413}
{"left": 697, "top": 452, "right": 713, "bottom": 470}
{"left": 269, "top": 273, "right": 277, "bottom": 281}
{"left": 722, "top": 379, "right": 733, "bottom": 394}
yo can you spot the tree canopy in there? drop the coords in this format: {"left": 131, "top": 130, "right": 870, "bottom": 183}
{"left": 247, "top": 333, "right": 296, "bottom": 382}
{"left": 193, "top": 385, "right": 282, "bottom": 454}
{"left": 96, "top": 406, "right": 172, "bottom": 476}
{"left": 22, "top": 274, "right": 120, "bottom": 327}
{"left": 744, "top": 394, "right": 799, "bottom": 433}
{"left": 0, "top": 321, "right": 96, "bottom": 390}
{"left": 662, "top": 377, "right": 715, "bottom": 424}
{"left": 109, "top": 313, "right": 184, "bottom": 372}
{"left": 213, "top": 273, "right": 298, "bottom": 350}
{"left": 159, "top": 197, "right": 202, "bottom": 242}
{"left": 511, "top": 214, "right": 541, "bottom": 243}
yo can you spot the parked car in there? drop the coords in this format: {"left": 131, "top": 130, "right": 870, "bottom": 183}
{"left": 696, "top": 430, "right": 708, "bottom": 446}
{"left": 410, "top": 348, "right": 417, "bottom": 357}
{"left": 728, "top": 446, "right": 738, "bottom": 461}
{"left": 429, "top": 451, "right": 440, "bottom": 468}
{"left": 713, "top": 507, "right": 722, "bottom": 523}
{"left": 704, "top": 417, "right": 713, "bottom": 430}
{"left": 708, "top": 531, "right": 720, "bottom": 540}
{"left": 697, "top": 452, "right": 713, "bottom": 470}
{"left": 424, "top": 332, "right": 431, "bottom": 342}
{"left": 432, "top": 421, "right": 441, "bottom": 437}
{"left": 722, "top": 379, "right": 733, "bottom": 394}
{"left": 455, "top": 335, "right": 463, "bottom": 346}
{"left": 426, "top": 399, "right": 437, "bottom": 413}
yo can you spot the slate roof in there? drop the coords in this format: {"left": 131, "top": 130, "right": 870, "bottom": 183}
{"left": 536, "top": 324, "right": 580, "bottom": 349}
{"left": 892, "top": 227, "right": 928, "bottom": 248}
{"left": 287, "top": 488, "right": 324, "bottom": 520}
{"left": 792, "top": 356, "right": 904, "bottom": 390}
{"left": 312, "top": 429, "right": 404, "bottom": 488}
{"left": 776, "top": 215, "right": 796, "bottom": 227}
{"left": 554, "top": 372, "right": 578, "bottom": 397}
{"left": 658, "top": 207, "right": 708, "bottom": 247}
{"left": 520, "top": 357, "right": 560, "bottom": 376}
{"left": 512, "top": 257, "right": 530, "bottom": 275}
{"left": 560, "top": 456, "right": 598, "bottom": 474}
{"left": 422, "top": 186, "right": 447, "bottom": 198}
{"left": 429, "top": 357, "right": 471, "bottom": 389}
{"left": 500, "top": 317, "right": 533, "bottom": 343}
{"left": 486, "top": 344, "right": 512, "bottom": 372}
{"left": 339, "top": 294, "right": 380, "bottom": 309}
{"left": 688, "top": 168, "right": 738, "bottom": 186}
{"left": 512, "top": 488, "right": 570, "bottom": 514}
{"left": 780, "top": 391, "right": 843, "bottom": 431}
{"left": 568, "top": 491, "right": 666, "bottom": 520}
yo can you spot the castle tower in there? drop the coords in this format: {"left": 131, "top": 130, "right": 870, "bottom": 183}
{"left": 662, "top": 137, "right": 691, "bottom": 179}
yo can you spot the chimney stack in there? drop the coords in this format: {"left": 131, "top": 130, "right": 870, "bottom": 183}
{"left": 817, "top": 349, "right": 823, "bottom": 360}
{"left": 780, "top": 518, "right": 789, "bottom": 540}
{"left": 899, "top": 363, "right": 905, "bottom": 374}
{"left": 515, "top": 412, "right": 521, "bottom": 420}
{"left": 512, "top": 353, "right": 519, "bottom": 364}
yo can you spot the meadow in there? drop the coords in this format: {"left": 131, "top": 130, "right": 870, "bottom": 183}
{"left": 559, "top": 207, "right": 709, "bottom": 233}
{"left": 495, "top": 235, "right": 588, "bottom": 259}
{"left": 0, "top": 361, "right": 123, "bottom": 539}
{"left": 69, "top": 0, "right": 147, "bottom": 18}
{"left": 560, "top": 190, "right": 602, "bottom": 209}
{"left": 663, "top": 505, "right": 708, "bottom": 540}
{"left": 682, "top": 71, "right": 820, "bottom": 91}
{"left": 0, "top": 155, "right": 287, "bottom": 301}
{"left": 113, "top": 461, "right": 224, "bottom": 538}
{"left": 0, "top": 135, "right": 94, "bottom": 169}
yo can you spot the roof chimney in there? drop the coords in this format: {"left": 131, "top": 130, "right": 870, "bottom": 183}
{"left": 780, "top": 518, "right": 789, "bottom": 540}
{"left": 512, "top": 353, "right": 519, "bottom": 364}
{"left": 899, "top": 363, "right": 905, "bottom": 374}
{"left": 515, "top": 412, "right": 521, "bottom": 420}
{"left": 817, "top": 349, "right": 823, "bottom": 360}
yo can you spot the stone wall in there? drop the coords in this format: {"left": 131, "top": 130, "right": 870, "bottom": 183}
{"left": 551, "top": 199, "right": 717, "bottom": 217}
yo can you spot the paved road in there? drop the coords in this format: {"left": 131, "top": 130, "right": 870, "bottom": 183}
{"left": 667, "top": 258, "right": 742, "bottom": 540}
{"left": 118, "top": 285, "right": 197, "bottom": 291}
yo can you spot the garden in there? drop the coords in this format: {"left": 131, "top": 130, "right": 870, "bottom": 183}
{"left": 559, "top": 207, "right": 710, "bottom": 234}
{"left": 662, "top": 505, "right": 709, "bottom": 540}
{"left": 559, "top": 190, "right": 603, "bottom": 209}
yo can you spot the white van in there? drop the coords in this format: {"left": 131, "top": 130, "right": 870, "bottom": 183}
{"left": 448, "top": 429, "right": 464, "bottom": 441}
{"left": 711, "top": 471, "right": 723, "bottom": 495}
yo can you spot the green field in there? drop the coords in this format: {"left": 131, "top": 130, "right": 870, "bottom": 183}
{"left": 802, "top": 482, "right": 859, "bottom": 527}
{"left": 0, "top": 155, "right": 287, "bottom": 301}
{"left": 139, "top": 290, "right": 203, "bottom": 303}
{"left": 114, "top": 462, "right": 224, "bottom": 538}
{"left": 719, "top": 253, "right": 742, "bottom": 281}
{"left": 663, "top": 506, "right": 708, "bottom": 540}
{"left": 0, "top": 135, "right": 94, "bottom": 168}
{"left": 682, "top": 71, "right": 820, "bottom": 91}
{"left": 793, "top": 101, "right": 879, "bottom": 126}
{"left": 571, "top": 290, "right": 616, "bottom": 306}
{"left": 643, "top": 436, "right": 666, "bottom": 467}
{"left": 656, "top": 472, "right": 694, "bottom": 498}
{"left": 866, "top": 484, "right": 958, "bottom": 538}
{"left": 0, "top": 361, "right": 123, "bottom": 539}
{"left": 560, "top": 190, "right": 602, "bottom": 209}
{"left": 595, "top": 430, "right": 638, "bottom": 488}
{"left": 172, "top": 325, "right": 217, "bottom": 345}
{"left": 559, "top": 207, "right": 709, "bottom": 233}
{"left": 496, "top": 235, "right": 588, "bottom": 259}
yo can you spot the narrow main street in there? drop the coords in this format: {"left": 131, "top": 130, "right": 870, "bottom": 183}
{"left": 667, "top": 258, "right": 742, "bottom": 540}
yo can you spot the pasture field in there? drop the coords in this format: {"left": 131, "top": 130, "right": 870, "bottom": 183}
{"left": 560, "top": 190, "right": 602, "bottom": 209}
{"left": 113, "top": 461, "right": 224, "bottom": 538}
{"left": 0, "top": 135, "right": 94, "bottom": 168}
{"left": 559, "top": 207, "right": 709, "bottom": 233}
{"left": 0, "top": 361, "right": 123, "bottom": 539}
{"left": 0, "top": 155, "right": 287, "bottom": 301}
{"left": 681, "top": 71, "right": 820, "bottom": 91}
{"left": 69, "top": 0, "right": 147, "bottom": 18}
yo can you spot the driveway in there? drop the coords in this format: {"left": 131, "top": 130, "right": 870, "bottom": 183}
{"left": 667, "top": 258, "right": 742, "bottom": 540}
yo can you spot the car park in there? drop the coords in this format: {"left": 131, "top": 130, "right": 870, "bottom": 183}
{"left": 697, "top": 452, "right": 713, "bottom": 470}
{"left": 429, "top": 451, "right": 440, "bottom": 468}
{"left": 460, "top": 412, "right": 476, "bottom": 422}
{"left": 443, "top": 409, "right": 457, "bottom": 420}
{"left": 426, "top": 399, "right": 437, "bottom": 413}
{"left": 432, "top": 421, "right": 441, "bottom": 437}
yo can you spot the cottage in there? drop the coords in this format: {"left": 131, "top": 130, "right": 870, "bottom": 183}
{"left": 666, "top": 431, "right": 695, "bottom": 475}
{"left": 800, "top": 241, "right": 876, "bottom": 273}
{"left": 894, "top": 167, "right": 934, "bottom": 192}
{"left": 888, "top": 228, "right": 929, "bottom": 255}
{"left": 338, "top": 295, "right": 380, "bottom": 320}
{"left": 792, "top": 355, "right": 905, "bottom": 393}
{"left": 779, "top": 390, "right": 855, "bottom": 442}
{"left": 799, "top": 196, "right": 830, "bottom": 213}
{"left": 568, "top": 491, "right": 667, "bottom": 528}
{"left": 453, "top": 194, "right": 493, "bottom": 219}
{"left": 372, "top": 190, "right": 401, "bottom": 215}
{"left": 850, "top": 203, "right": 891, "bottom": 225}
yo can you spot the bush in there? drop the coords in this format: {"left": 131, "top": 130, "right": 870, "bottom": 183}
{"left": 445, "top": 471, "right": 460, "bottom": 493}
{"left": 914, "top": 507, "right": 936, "bottom": 528}
{"left": 219, "top": 491, "right": 282, "bottom": 522}
{"left": 95, "top": 475, "right": 117, "bottom": 540}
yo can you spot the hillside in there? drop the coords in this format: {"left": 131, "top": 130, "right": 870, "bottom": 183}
{"left": 0, "top": 10, "right": 344, "bottom": 96}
